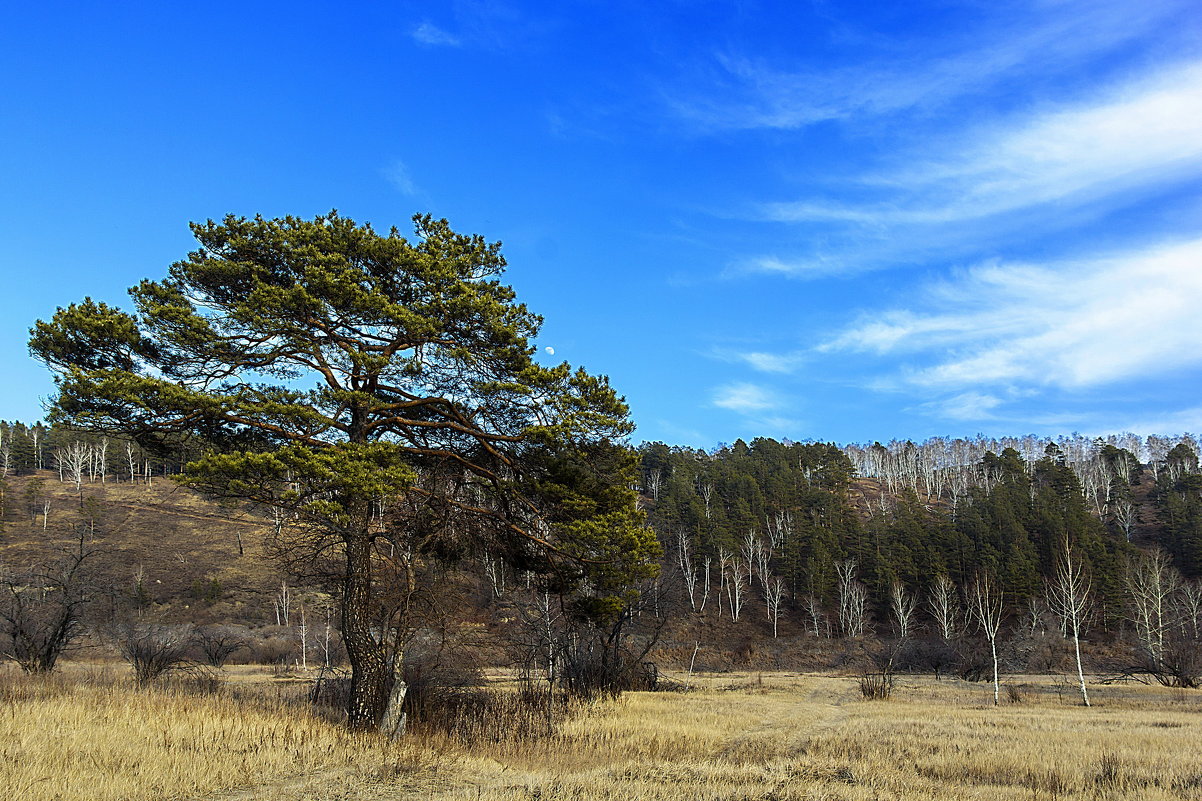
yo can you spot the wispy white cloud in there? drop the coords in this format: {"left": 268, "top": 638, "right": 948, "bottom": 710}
{"left": 710, "top": 382, "right": 805, "bottom": 438}
{"left": 411, "top": 22, "right": 461, "bottom": 47}
{"left": 740, "top": 352, "right": 804, "bottom": 374}
{"left": 731, "top": 255, "right": 845, "bottom": 279}
{"left": 712, "top": 346, "right": 808, "bottom": 373}
{"left": 825, "top": 237, "right": 1202, "bottom": 392}
{"left": 712, "top": 381, "right": 778, "bottom": 413}
{"left": 674, "top": 0, "right": 1188, "bottom": 131}
{"left": 765, "top": 60, "right": 1202, "bottom": 228}
{"left": 922, "top": 392, "right": 1004, "bottom": 422}
{"left": 383, "top": 160, "right": 420, "bottom": 195}
{"left": 739, "top": 58, "right": 1202, "bottom": 280}
{"left": 408, "top": 3, "right": 548, "bottom": 53}
{"left": 1121, "top": 406, "right": 1202, "bottom": 436}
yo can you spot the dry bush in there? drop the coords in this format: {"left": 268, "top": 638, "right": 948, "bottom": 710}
{"left": 0, "top": 537, "right": 99, "bottom": 673}
{"left": 111, "top": 623, "right": 196, "bottom": 685}
{"left": 409, "top": 685, "right": 587, "bottom": 744}
{"left": 858, "top": 671, "right": 894, "bottom": 700}
{"left": 192, "top": 623, "right": 250, "bottom": 667}
{"left": 1004, "top": 628, "right": 1072, "bottom": 673}
{"left": 246, "top": 628, "right": 301, "bottom": 665}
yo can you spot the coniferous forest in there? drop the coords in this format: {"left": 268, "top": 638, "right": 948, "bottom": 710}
{"left": 639, "top": 434, "right": 1202, "bottom": 630}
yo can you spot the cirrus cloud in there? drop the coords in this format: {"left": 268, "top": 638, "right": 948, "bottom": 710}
{"left": 824, "top": 237, "right": 1202, "bottom": 393}
{"left": 712, "top": 381, "right": 778, "bottom": 412}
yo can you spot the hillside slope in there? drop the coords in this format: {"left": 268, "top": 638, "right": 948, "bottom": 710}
{"left": 0, "top": 471, "right": 283, "bottom": 625}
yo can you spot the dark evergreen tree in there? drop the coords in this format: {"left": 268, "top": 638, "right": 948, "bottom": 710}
{"left": 30, "top": 211, "right": 658, "bottom": 731}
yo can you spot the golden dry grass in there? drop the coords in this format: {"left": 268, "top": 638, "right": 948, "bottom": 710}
{"left": 0, "top": 668, "right": 443, "bottom": 801}
{"left": 434, "top": 673, "right": 1202, "bottom": 801}
{"left": 5, "top": 667, "right": 1202, "bottom": 801}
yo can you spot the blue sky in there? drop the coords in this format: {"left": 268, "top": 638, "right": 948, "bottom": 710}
{"left": 2, "top": 0, "right": 1200, "bottom": 448}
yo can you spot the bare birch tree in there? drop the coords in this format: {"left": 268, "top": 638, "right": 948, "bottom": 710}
{"left": 716, "top": 548, "right": 731, "bottom": 619}
{"left": 1179, "top": 579, "right": 1202, "bottom": 641}
{"left": 55, "top": 441, "right": 88, "bottom": 492}
{"left": 482, "top": 553, "right": 507, "bottom": 598}
{"left": 765, "top": 576, "right": 785, "bottom": 637}
{"left": 1125, "top": 550, "right": 1179, "bottom": 668}
{"left": 1112, "top": 497, "right": 1137, "bottom": 542}
{"left": 890, "top": 581, "right": 918, "bottom": 640}
{"left": 726, "top": 558, "right": 749, "bottom": 622}
{"left": 804, "top": 592, "right": 827, "bottom": 638}
{"left": 0, "top": 427, "right": 10, "bottom": 477}
{"left": 698, "top": 557, "right": 712, "bottom": 614}
{"left": 742, "top": 530, "right": 764, "bottom": 591}
{"left": 644, "top": 467, "right": 663, "bottom": 502}
{"left": 928, "top": 574, "right": 961, "bottom": 642}
{"left": 765, "top": 510, "right": 792, "bottom": 554}
{"left": 90, "top": 438, "right": 108, "bottom": 483}
{"left": 126, "top": 441, "right": 138, "bottom": 483}
{"left": 836, "top": 560, "right": 866, "bottom": 637}
{"left": 677, "top": 530, "right": 700, "bottom": 611}
{"left": 968, "top": 572, "right": 1003, "bottom": 706}
{"left": 275, "top": 580, "right": 292, "bottom": 626}
{"left": 697, "top": 479, "right": 713, "bottom": 520}
{"left": 1047, "top": 545, "right": 1092, "bottom": 706}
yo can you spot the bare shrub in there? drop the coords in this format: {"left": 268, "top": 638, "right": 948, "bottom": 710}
{"left": 193, "top": 624, "right": 249, "bottom": 667}
{"left": 958, "top": 638, "right": 992, "bottom": 682}
{"left": 904, "top": 637, "right": 959, "bottom": 680}
{"left": 402, "top": 640, "right": 486, "bottom": 722}
{"left": 248, "top": 630, "right": 300, "bottom": 666}
{"left": 0, "top": 536, "right": 99, "bottom": 673}
{"left": 1153, "top": 635, "right": 1202, "bottom": 689}
{"left": 310, "top": 666, "right": 352, "bottom": 711}
{"left": 858, "top": 672, "right": 894, "bottom": 700}
{"left": 308, "top": 657, "right": 583, "bottom": 744}
{"left": 1003, "top": 627, "right": 1070, "bottom": 674}
{"left": 113, "top": 623, "right": 196, "bottom": 685}
{"left": 558, "top": 643, "right": 659, "bottom": 698}
{"left": 410, "top": 684, "right": 583, "bottom": 744}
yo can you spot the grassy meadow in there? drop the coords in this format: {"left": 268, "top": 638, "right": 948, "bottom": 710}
{"left": 4, "top": 666, "right": 1201, "bottom": 801}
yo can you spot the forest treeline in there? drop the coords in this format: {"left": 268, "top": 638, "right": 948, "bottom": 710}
{"left": 7, "top": 419, "right": 1202, "bottom": 618}
{"left": 638, "top": 433, "right": 1202, "bottom": 635}
{"left": 6, "top": 419, "right": 1202, "bottom": 689}
{"left": 0, "top": 420, "right": 195, "bottom": 484}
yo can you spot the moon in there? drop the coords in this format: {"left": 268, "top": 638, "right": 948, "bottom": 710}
{"left": 544, "top": 346, "right": 555, "bottom": 355}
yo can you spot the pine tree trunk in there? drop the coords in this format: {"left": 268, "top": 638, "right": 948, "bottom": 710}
{"left": 342, "top": 531, "right": 404, "bottom": 732}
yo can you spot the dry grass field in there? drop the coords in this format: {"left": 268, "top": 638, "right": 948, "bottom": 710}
{"left": 4, "top": 666, "right": 1201, "bottom": 801}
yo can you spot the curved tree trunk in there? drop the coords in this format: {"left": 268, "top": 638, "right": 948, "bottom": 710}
{"left": 341, "top": 532, "right": 406, "bottom": 733}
